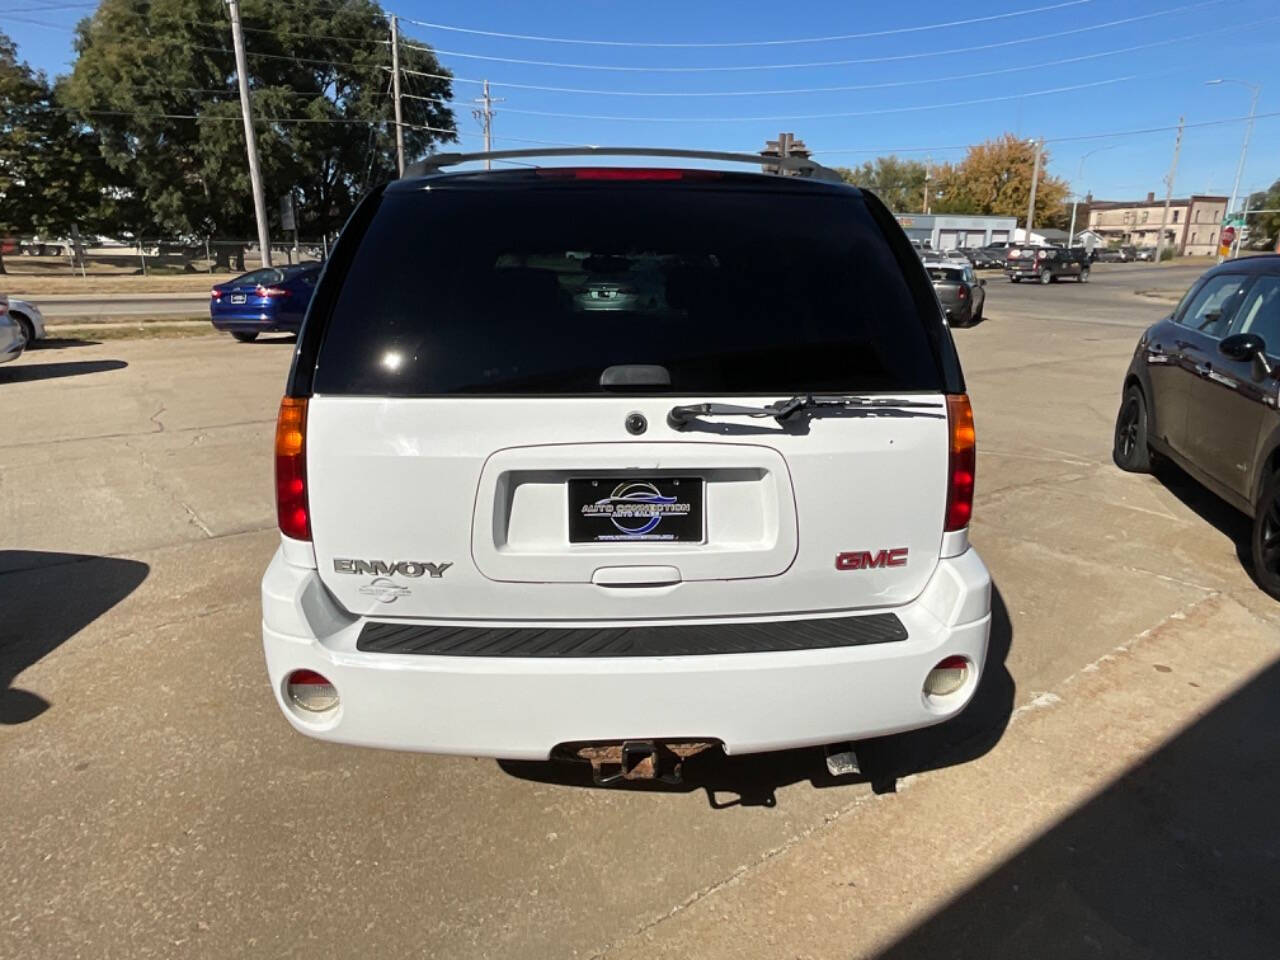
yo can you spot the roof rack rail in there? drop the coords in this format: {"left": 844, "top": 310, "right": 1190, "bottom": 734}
{"left": 403, "top": 146, "right": 844, "bottom": 183}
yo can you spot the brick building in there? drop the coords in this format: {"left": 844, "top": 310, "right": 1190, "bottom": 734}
{"left": 1086, "top": 193, "right": 1229, "bottom": 255}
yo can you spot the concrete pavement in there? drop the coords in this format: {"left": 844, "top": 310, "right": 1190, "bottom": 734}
{"left": 1, "top": 264, "right": 1277, "bottom": 958}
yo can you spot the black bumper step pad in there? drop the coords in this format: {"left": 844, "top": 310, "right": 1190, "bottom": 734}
{"left": 355, "top": 613, "right": 907, "bottom": 658}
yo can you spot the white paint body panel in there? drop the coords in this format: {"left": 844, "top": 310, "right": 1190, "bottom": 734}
{"left": 262, "top": 542, "right": 991, "bottom": 758}
{"left": 267, "top": 391, "right": 989, "bottom": 757}
{"left": 305, "top": 395, "right": 950, "bottom": 620}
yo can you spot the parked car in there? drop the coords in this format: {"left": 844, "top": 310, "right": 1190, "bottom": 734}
{"left": 7, "top": 298, "right": 47, "bottom": 345}
{"left": 1113, "top": 255, "right": 1280, "bottom": 599}
{"left": 1134, "top": 246, "right": 1157, "bottom": 262}
{"left": 924, "top": 260, "right": 986, "bottom": 326}
{"left": 0, "top": 295, "right": 25, "bottom": 364}
{"left": 1006, "top": 245, "right": 1090, "bottom": 284}
{"left": 965, "top": 247, "right": 1006, "bottom": 269}
{"left": 259, "top": 151, "right": 991, "bottom": 778}
{"left": 210, "top": 263, "right": 321, "bottom": 341}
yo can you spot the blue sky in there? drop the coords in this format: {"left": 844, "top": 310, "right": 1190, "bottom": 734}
{"left": 5, "top": 0, "right": 1279, "bottom": 205}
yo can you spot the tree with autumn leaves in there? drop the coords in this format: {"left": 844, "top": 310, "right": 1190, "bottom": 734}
{"left": 840, "top": 135, "right": 1071, "bottom": 228}
{"left": 933, "top": 135, "right": 1071, "bottom": 228}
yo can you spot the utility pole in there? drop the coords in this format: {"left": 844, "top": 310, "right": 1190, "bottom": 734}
{"left": 1154, "top": 116, "right": 1184, "bottom": 266}
{"left": 226, "top": 0, "right": 271, "bottom": 267}
{"left": 923, "top": 156, "right": 932, "bottom": 214}
{"left": 1206, "top": 79, "right": 1261, "bottom": 260}
{"left": 390, "top": 15, "right": 405, "bottom": 177}
{"left": 472, "top": 80, "right": 503, "bottom": 169}
{"left": 1024, "top": 138, "right": 1042, "bottom": 243}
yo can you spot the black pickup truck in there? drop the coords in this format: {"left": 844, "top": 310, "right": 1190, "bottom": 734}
{"left": 1005, "top": 246, "right": 1090, "bottom": 284}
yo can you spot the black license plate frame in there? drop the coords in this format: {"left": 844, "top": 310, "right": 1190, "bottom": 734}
{"left": 568, "top": 477, "right": 704, "bottom": 543}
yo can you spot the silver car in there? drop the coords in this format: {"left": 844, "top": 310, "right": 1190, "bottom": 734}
{"left": 7, "top": 298, "right": 46, "bottom": 344}
{"left": 0, "top": 295, "right": 26, "bottom": 364}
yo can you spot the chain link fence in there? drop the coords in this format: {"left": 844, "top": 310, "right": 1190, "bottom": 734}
{"left": 0, "top": 236, "right": 331, "bottom": 278}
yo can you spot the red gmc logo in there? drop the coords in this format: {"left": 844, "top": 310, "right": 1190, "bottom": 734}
{"left": 836, "top": 548, "right": 909, "bottom": 570}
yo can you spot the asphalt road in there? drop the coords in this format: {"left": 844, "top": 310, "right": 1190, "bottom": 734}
{"left": 34, "top": 292, "right": 210, "bottom": 321}
{"left": 2, "top": 262, "right": 1278, "bottom": 958}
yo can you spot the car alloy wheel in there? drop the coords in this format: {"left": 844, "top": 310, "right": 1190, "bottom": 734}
{"left": 1253, "top": 473, "right": 1280, "bottom": 600}
{"left": 1039, "top": 270, "right": 1052, "bottom": 285}
{"left": 1113, "top": 386, "right": 1152, "bottom": 473}
{"left": 1079, "top": 268, "right": 1090, "bottom": 283}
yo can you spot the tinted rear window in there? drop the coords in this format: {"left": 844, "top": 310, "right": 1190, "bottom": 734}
{"left": 314, "top": 183, "right": 944, "bottom": 396}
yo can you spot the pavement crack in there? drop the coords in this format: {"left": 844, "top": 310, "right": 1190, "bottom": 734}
{"left": 130, "top": 443, "right": 216, "bottom": 539}
{"left": 148, "top": 402, "right": 166, "bottom": 433}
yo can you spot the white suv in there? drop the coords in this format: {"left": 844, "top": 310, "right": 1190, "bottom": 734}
{"left": 261, "top": 150, "right": 991, "bottom": 780}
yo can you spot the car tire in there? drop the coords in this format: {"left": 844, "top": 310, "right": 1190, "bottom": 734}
{"left": 1039, "top": 270, "right": 1053, "bottom": 285}
{"left": 1010, "top": 276, "right": 1020, "bottom": 283}
{"left": 1253, "top": 471, "right": 1280, "bottom": 600}
{"left": 972, "top": 303, "right": 983, "bottom": 322}
{"left": 232, "top": 331, "right": 259, "bottom": 343}
{"left": 1113, "top": 385, "right": 1153, "bottom": 473}
{"left": 12, "top": 312, "right": 34, "bottom": 345}
{"left": 1079, "top": 268, "right": 1090, "bottom": 283}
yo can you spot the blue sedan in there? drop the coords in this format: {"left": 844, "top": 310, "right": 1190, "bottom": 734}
{"left": 210, "top": 264, "right": 321, "bottom": 342}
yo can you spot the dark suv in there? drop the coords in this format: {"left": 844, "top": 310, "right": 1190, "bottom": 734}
{"left": 1113, "top": 255, "right": 1280, "bottom": 599}
{"left": 1005, "top": 245, "right": 1090, "bottom": 284}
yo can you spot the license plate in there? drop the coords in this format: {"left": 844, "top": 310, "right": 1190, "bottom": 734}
{"left": 569, "top": 477, "right": 703, "bottom": 543}
{"left": 230, "top": 293, "right": 246, "bottom": 304}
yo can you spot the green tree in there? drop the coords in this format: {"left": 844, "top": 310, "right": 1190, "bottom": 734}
{"left": 0, "top": 33, "right": 115, "bottom": 271}
{"left": 1245, "top": 179, "right": 1280, "bottom": 249}
{"left": 836, "top": 156, "right": 929, "bottom": 212}
{"left": 933, "top": 134, "right": 1070, "bottom": 228}
{"left": 62, "top": 0, "right": 455, "bottom": 253}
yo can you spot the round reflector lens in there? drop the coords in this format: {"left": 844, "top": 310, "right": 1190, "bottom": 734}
{"left": 286, "top": 669, "right": 339, "bottom": 713}
{"left": 924, "top": 656, "right": 970, "bottom": 697}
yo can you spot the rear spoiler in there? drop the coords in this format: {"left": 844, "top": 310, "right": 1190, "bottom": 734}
{"left": 404, "top": 146, "right": 844, "bottom": 183}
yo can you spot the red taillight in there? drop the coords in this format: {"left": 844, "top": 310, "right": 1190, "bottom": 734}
{"left": 211, "top": 288, "right": 223, "bottom": 300}
{"left": 957, "top": 286, "right": 967, "bottom": 299}
{"left": 945, "top": 394, "right": 976, "bottom": 531}
{"left": 535, "top": 167, "right": 720, "bottom": 181}
{"left": 256, "top": 285, "right": 290, "bottom": 298}
{"left": 275, "top": 397, "right": 310, "bottom": 540}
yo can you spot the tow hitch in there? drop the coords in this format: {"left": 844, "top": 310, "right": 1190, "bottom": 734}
{"left": 565, "top": 740, "right": 719, "bottom": 786}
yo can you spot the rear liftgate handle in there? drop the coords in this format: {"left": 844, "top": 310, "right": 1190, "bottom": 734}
{"left": 590, "top": 566, "right": 682, "bottom": 588}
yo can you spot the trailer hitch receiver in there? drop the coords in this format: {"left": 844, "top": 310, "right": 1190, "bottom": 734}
{"left": 565, "top": 740, "right": 719, "bottom": 786}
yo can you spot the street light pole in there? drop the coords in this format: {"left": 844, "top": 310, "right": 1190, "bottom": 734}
{"left": 1207, "top": 78, "right": 1261, "bottom": 261}
{"left": 1067, "top": 145, "right": 1120, "bottom": 248}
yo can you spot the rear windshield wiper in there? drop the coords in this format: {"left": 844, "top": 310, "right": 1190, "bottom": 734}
{"left": 667, "top": 394, "right": 934, "bottom": 429}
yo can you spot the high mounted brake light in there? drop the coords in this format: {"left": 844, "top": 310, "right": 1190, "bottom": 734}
{"left": 275, "top": 397, "right": 310, "bottom": 540}
{"left": 945, "top": 394, "right": 976, "bottom": 531}
{"left": 534, "top": 167, "right": 721, "bottom": 181}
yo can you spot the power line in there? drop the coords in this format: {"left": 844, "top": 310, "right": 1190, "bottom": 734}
{"left": 403, "top": 21, "right": 1269, "bottom": 98}
{"left": 809, "top": 109, "right": 1280, "bottom": 156}
{"left": 399, "top": 0, "right": 1225, "bottom": 73}
{"left": 488, "top": 73, "right": 1168, "bottom": 124}
{"left": 397, "top": 0, "right": 1095, "bottom": 48}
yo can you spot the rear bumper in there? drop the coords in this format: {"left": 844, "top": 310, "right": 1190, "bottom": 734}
{"left": 210, "top": 310, "right": 297, "bottom": 332}
{"left": 261, "top": 545, "right": 992, "bottom": 759}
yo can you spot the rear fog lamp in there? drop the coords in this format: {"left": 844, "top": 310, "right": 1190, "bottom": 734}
{"left": 286, "top": 669, "right": 339, "bottom": 713}
{"left": 924, "top": 655, "right": 970, "bottom": 697}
